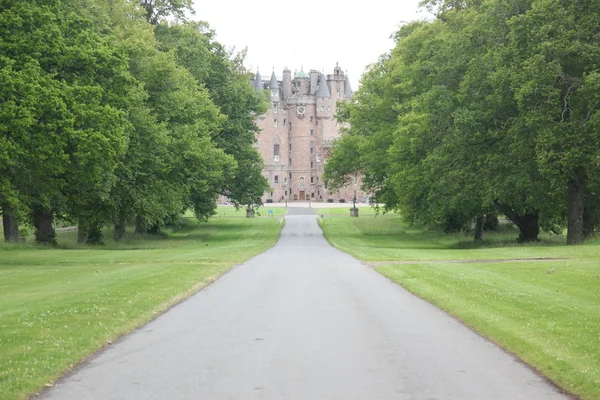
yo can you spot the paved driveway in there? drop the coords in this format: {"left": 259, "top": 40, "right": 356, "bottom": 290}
{"left": 40, "top": 208, "right": 567, "bottom": 399}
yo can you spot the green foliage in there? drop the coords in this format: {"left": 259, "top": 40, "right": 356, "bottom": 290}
{"left": 154, "top": 22, "right": 269, "bottom": 209}
{"left": 325, "top": 0, "right": 600, "bottom": 243}
{"left": 1, "top": 0, "right": 270, "bottom": 242}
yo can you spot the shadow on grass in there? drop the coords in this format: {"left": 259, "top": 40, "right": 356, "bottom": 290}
{"left": 3, "top": 217, "right": 274, "bottom": 252}
{"left": 326, "top": 215, "right": 568, "bottom": 251}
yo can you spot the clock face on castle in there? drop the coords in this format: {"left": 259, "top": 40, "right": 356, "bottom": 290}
{"left": 297, "top": 105, "right": 306, "bottom": 115}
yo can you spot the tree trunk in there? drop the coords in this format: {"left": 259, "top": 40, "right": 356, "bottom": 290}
{"left": 583, "top": 198, "right": 597, "bottom": 238}
{"left": 474, "top": 215, "right": 484, "bottom": 241}
{"left": 134, "top": 216, "right": 145, "bottom": 235}
{"left": 77, "top": 229, "right": 88, "bottom": 244}
{"left": 87, "top": 223, "right": 104, "bottom": 245}
{"left": 2, "top": 203, "right": 20, "bottom": 242}
{"left": 33, "top": 209, "right": 56, "bottom": 245}
{"left": 148, "top": 223, "right": 160, "bottom": 234}
{"left": 516, "top": 213, "right": 540, "bottom": 243}
{"left": 496, "top": 203, "right": 539, "bottom": 242}
{"left": 114, "top": 220, "right": 126, "bottom": 241}
{"left": 567, "top": 178, "right": 585, "bottom": 245}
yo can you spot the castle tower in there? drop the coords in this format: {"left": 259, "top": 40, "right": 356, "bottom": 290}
{"left": 316, "top": 74, "right": 331, "bottom": 120}
{"left": 249, "top": 64, "right": 363, "bottom": 205}
{"left": 269, "top": 70, "right": 279, "bottom": 101}
{"left": 253, "top": 69, "right": 263, "bottom": 91}
{"left": 344, "top": 72, "right": 353, "bottom": 99}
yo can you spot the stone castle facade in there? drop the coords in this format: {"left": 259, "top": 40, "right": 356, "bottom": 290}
{"left": 252, "top": 64, "right": 366, "bottom": 203}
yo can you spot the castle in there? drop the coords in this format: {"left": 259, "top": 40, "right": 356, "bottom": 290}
{"left": 252, "top": 64, "right": 366, "bottom": 204}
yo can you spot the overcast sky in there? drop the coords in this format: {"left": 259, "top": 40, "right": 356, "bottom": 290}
{"left": 192, "top": 1, "right": 428, "bottom": 89}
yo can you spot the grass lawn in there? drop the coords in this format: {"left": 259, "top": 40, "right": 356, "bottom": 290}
{"left": 0, "top": 216, "right": 283, "bottom": 400}
{"left": 316, "top": 205, "right": 379, "bottom": 216}
{"left": 319, "top": 213, "right": 600, "bottom": 400}
{"left": 211, "top": 206, "right": 287, "bottom": 218}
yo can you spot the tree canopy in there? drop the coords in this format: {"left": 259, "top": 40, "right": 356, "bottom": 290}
{"left": 0, "top": 0, "right": 267, "bottom": 244}
{"left": 325, "top": 0, "right": 600, "bottom": 244}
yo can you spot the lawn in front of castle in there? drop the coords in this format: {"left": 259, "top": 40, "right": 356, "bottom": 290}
{"left": 0, "top": 213, "right": 283, "bottom": 400}
{"left": 319, "top": 212, "right": 600, "bottom": 400}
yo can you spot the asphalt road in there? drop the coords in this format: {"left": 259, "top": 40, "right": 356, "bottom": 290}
{"left": 40, "top": 208, "right": 567, "bottom": 399}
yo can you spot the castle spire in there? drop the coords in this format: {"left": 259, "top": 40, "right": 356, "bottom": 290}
{"left": 269, "top": 70, "right": 279, "bottom": 90}
{"left": 253, "top": 69, "right": 263, "bottom": 91}
{"left": 344, "top": 73, "right": 353, "bottom": 99}
{"left": 316, "top": 74, "right": 331, "bottom": 98}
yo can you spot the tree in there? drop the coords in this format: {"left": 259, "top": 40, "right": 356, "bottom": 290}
{"left": 0, "top": 0, "right": 136, "bottom": 244}
{"left": 154, "top": 21, "right": 269, "bottom": 210}
{"left": 139, "top": 0, "right": 193, "bottom": 25}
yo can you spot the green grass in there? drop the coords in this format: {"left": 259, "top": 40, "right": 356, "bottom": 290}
{"left": 211, "top": 206, "right": 287, "bottom": 218}
{"left": 316, "top": 205, "right": 379, "bottom": 216}
{"left": 319, "top": 213, "right": 600, "bottom": 400}
{"left": 0, "top": 217, "right": 283, "bottom": 400}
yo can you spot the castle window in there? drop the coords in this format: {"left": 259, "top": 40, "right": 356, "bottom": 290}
{"left": 274, "top": 144, "right": 280, "bottom": 156}
{"left": 311, "top": 192, "right": 315, "bottom": 198}
{"left": 310, "top": 147, "right": 313, "bottom": 154}
{"left": 283, "top": 118, "right": 287, "bottom": 127}
{"left": 273, "top": 103, "right": 278, "bottom": 113}
{"left": 289, "top": 158, "right": 292, "bottom": 166}
{"left": 289, "top": 143, "right": 292, "bottom": 151}
{"left": 310, "top": 129, "right": 313, "bottom": 135}
{"left": 289, "top": 173, "right": 292, "bottom": 179}
{"left": 321, "top": 106, "right": 325, "bottom": 112}
{"left": 310, "top": 116, "right": 313, "bottom": 122}
{"left": 311, "top": 161, "right": 314, "bottom": 168}
{"left": 274, "top": 175, "right": 279, "bottom": 184}
{"left": 336, "top": 90, "right": 340, "bottom": 98}
{"left": 274, "top": 119, "right": 278, "bottom": 127}
{"left": 316, "top": 153, "right": 321, "bottom": 162}
{"left": 310, "top": 177, "right": 314, "bottom": 183}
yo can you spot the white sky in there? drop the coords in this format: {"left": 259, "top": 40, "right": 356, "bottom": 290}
{"left": 192, "top": 0, "right": 428, "bottom": 89}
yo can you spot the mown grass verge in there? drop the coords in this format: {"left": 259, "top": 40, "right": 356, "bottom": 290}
{"left": 0, "top": 216, "right": 283, "bottom": 400}
{"left": 319, "top": 213, "right": 600, "bottom": 400}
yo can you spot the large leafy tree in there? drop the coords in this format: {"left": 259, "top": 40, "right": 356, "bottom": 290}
{"left": 154, "top": 21, "right": 269, "bottom": 210}
{"left": 0, "top": 0, "right": 133, "bottom": 244}
{"left": 327, "top": 0, "right": 600, "bottom": 244}
{"left": 104, "top": 6, "right": 234, "bottom": 236}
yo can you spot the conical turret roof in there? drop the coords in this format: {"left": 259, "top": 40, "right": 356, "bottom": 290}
{"left": 316, "top": 74, "right": 331, "bottom": 98}
{"left": 253, "top": 70, "right": 263, "bottom": 91}
{"left": 344, "top": 74, "right": 353, "bottom": 98}
{"left": 269, "top": 70, "right": 279, "bottom": 90}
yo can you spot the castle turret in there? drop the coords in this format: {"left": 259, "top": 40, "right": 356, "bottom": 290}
{"left": 316, "top": 74, "right": 331, "bottom": 98}
{"left": 316, "top": 74, "right": 332, "bottom": 119}
{"left": 269, "top": 70, "right": 279, "bottom": 100}
{"left": 253, "top": 69, "right": 263, "bottom": 91}
{"left": 294, "top": 66, "right": 310, "bottom": 95}
{"left": 344, "top": 73, "right": 353, "bottom": 99}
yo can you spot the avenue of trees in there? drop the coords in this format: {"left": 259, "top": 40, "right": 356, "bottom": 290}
{"left": 325, "top": 0, "right": 600, "bottom": 244}
{"left": 0, "top": 0, "right": 269, "bottom": 245}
